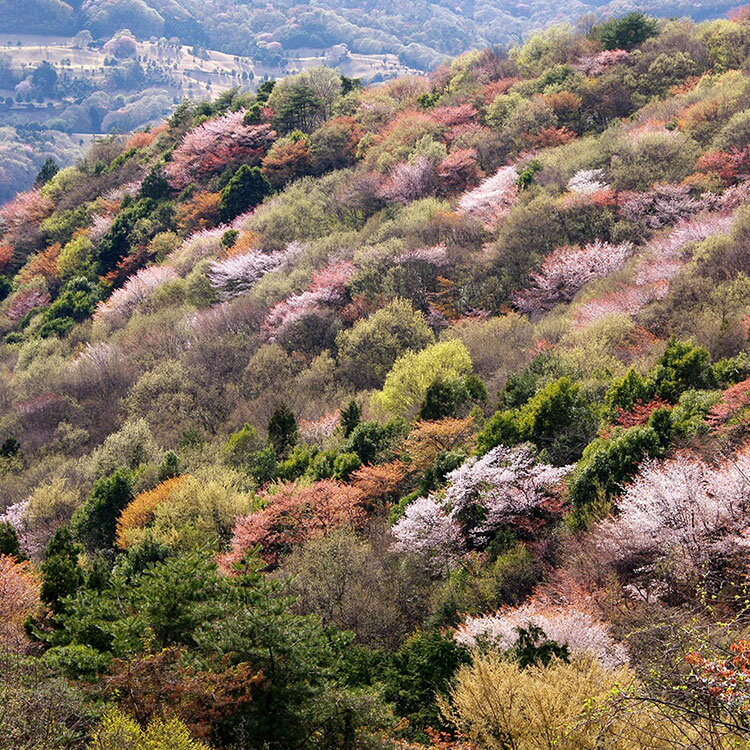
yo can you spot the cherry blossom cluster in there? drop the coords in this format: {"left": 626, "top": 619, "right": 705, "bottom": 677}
{"left": 394, "top": 245, "right": 450, "bottom": 267}
{"left": 5, "top": 284, "right": 51, "bottom": 323}
{"left": 514, "top": 240, "right": 634, "bottom": 314}
{"left": 264, "top": 261, "right": 354, "bottom": 342}
{"left": 633, "top": 212, "right": 734, "bottom": 286}
{"left": 457, "top": 165, "right": 519, "bottom": 228}
{"left": 101, "top": 179, "right": 144, "bottom": 204}
{"left": 594, "top": 449, "right": 750, "bottom": 589}
{"left": 166, "top": 112, "right": 275, "bottom": 189}
{"left": 208, "top": 249, "right": 283, "bottom": 301}
{"left": 378, "top": 156, "right": 437, "bottom": 205}
{"left": 567, "top": 169, "right": 609, "bottom": 195}
{"left": 95, "top": 265, "right": 178, "bottom": 327}
{"left": 391, "top": 445, "right": 570, "bottom": 565}
{"left": 455, "top": 603, "right": 628, "bottom": 669}
{"left": 88, "top": 214, "right": 115, "bottom": 245}
{"left": 573, "top": 49, "right": 630, "bottom": 76}
{"left": 298, "top": 412, "right": 341, "bottom": 445}
{"left": 619, "top": 184, "right": 706, "bottom": 230}
{"left": 573, "top": 286, "right": 652, "bottom": 328}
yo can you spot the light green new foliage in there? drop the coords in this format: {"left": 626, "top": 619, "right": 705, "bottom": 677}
{"left": 371, "top": 339, "right": 473, "bottom": 417}
{"left": 89, "top": 708, "right": 210, "bottom": 750}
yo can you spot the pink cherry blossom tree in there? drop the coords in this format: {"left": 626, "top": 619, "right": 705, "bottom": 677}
{"left": 208, "top": 249, "right": 283, "bottom": 301}
{"left": 166, "top": 112, "right": 276, "bottom": 190}
{"left": 94, "top": 265, "right": 178, "bottom": 327}
{"left": 594, "top": 448, "right": 750, "bottom": 594}
{"left": 514, "top": 240, "right": 634, "bottom": 314}
{"left": 391, "top": 445, "right": 571, "bottom": 566}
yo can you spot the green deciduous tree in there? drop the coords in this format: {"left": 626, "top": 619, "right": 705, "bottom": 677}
{"left": 371, "top": 340, "right": 473, "bottom": 418}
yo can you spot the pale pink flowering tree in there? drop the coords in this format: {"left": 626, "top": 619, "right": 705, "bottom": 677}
{"left": 514, "top": 240, "right": 634, "bottom": 314}
{"left": 595, "top": 449, "right": 750, "bottom": 592}
{"left": 391, "top": 494, "right": 465, "bottom": 568}
{"left": 0, "top": 501, "right": 28, "bottom": 550}
{"left": 394, "top": 244, "right": 450, "bottom": 267}
{"left": 264, "top": 261, "right": 354, "bottom": 342}
{"left": 443, "top": 444, "right": 571, "bottom": 545}
{"left": 619, "top": 184, "right": 706, "bottom": 230}
{"left": 101, "top": 179, "right": 143, "bottom": 203}
{"left": 378, "top": 156, "right": 437, "bottom": 205}
{"left": 391, "top": 445, "right": 570, "bottom": 565}
{"left": 574, "top": 49, "right": 630, "bottom": 76}
{"left": 5, "top": 284, "right": 51, "bottom": 323}
{"left": 88, "top": 214, "right": 114, "bottom": 244}
{"left": 208, "top": 249, "right": 283, "bottom": 301}
{"left": 717, "top": 178, "right": 750, "bottom": 211}
{"left": 573, "top": 286, "right": 652, "bottom": 327}
{"left": 633, "top": 212, "right": 734, "bottom": 286}
{"left": 574, "top": 212, "right": 734, "bottom": 328}
{"left": 455, "top": 604, "right": 628, "bottom": 669}
{"left": 299, "top": 412, "right": 341, "bottom": 445}
{"left": 166, "top": 112, "right": 275, "bottom": 189}
{"left": 94, "top": 265, "right": 178, "bottom": 327}
{"left": 0, "top": 189, "right": 53, "bottom": 252}
{"left": 567, "top": 168, "right": 609, "bottom": 195}
{"left": 457, "top": 165, "right": 519, "bottom": 228}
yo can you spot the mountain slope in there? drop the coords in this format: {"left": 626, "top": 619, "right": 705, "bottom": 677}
{"left": 5, "top": 11, "right": 750, "bottom": 749}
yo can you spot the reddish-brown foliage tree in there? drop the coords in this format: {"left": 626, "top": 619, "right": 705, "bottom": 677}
{"left": 261, "top": 138, "right": 312, "bottom": 188}
{"left": 176, "top": 192, "right": 221, "bottom": 236}
{"left": 0, "top": 554, "right": 40, "bottom": 652}
{"left": 350, "top": 461, "right": 406, "bottom": 506}
{"left": 222, "top": 480, "right": 368, "bottom": 568}
{"left": 104, "top": 648, "right": 263, "bottom": 742}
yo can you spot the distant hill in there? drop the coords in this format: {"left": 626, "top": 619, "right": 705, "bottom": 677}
{"left": 1, "top": 0, "right": 744, "bottom": 71}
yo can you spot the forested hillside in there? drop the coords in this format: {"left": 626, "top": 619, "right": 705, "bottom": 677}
{"left": 7, "top": 9, "right": 750, "bottom": 750}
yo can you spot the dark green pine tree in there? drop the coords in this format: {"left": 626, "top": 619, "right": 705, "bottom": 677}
{"left": 39, "top": 527, "right": 85, "bottom": 614}
{"left": 35, "top": 157, "right": 59, "bottom": 187}
{"left": 71, "top": 468, "right": 134, "bottom": 551}
{"left": 139, "top": 163, "right": 171, "bottom": 200}
{"left": 268, "top": 403, "right": 298, "bottom": 457}
{"left": 219, "top": 165, "right": 271, "bottom": 222}
{"left": 340, "top": 400, "right": 361, "bottom": 438}
{"left": 0, "top": 521, "right": 27, "bottom": 560}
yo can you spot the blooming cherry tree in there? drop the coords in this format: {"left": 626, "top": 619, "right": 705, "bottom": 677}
{"left": 567, "top": 169, "right": 609, "bottom": 195}
{"left": 208, "top": 249, "right": 283, "bottom": 301}
{"left": 455, "top": 603, "right": 628, "bottom": 669}
{"left": 95, "top": 265, "right": 178, "bottom": 327}
{"left": 595, "top": 448, "right": 750, "bottom": 591}
{"left": 514, "top": 240, "right": 634, "bottom": 314}
{"left": 392, "top": 445, "right": 570, "bottom": 565}
{"left": 458, "top": 166, "right": 518, "bottom": 228}
{"left": 166, "top": 113, "right": 276, "bottom": 189}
